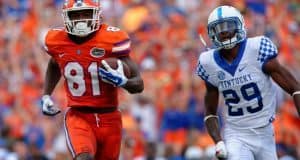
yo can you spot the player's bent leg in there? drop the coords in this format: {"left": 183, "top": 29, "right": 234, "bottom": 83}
{"left": 226, "top": 138, "right": 254, "bottom": 160}
{"left": 224, "top": 126, "right": 254, "bottom": 160}
{"left": 64, "top": 109, "right": 97, "bottom": 159}
{"left": 255, "top": 145, "right": 277, "bottom": 160}
{"left": 254, "top": 125, "right": 278, "bottom": 160}
{"left": 95, "top": 111, "right": 122, "bottom": 160}
{"left": 96, "top": 134, "right": 122, "bottom": 160}
{"left": 75, "top": 153, "right": 94, "bottom": 160}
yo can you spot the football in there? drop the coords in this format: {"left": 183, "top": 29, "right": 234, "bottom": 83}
{"left": 101, "top": 58, "right": 131, "bottom": 77}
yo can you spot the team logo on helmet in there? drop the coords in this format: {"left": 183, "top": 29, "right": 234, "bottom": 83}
{"left": 64, "top": 0, "right": 69, "bottom": 7}
{"left": 75, "top": 0, "right": 83, "bottom": 7}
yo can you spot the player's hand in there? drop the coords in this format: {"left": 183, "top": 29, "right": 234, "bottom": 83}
{"left": 215, "top": 141, "right": 227, "bottom": 159}
{"left": 41, "top": 95, "right": 61, "bottom": 116}
{"left": 99, "top": 60, "right": 128, "bottom": 87}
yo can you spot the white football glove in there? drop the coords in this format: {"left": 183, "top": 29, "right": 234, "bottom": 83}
{"left": 98, "top": 60, "right": 128, "bottom": 87}
{"left": 215, "top": 141, "right": 227, "bottom": 159}
{"left": 41, "top": 95, "right": 61, "bottom": 116}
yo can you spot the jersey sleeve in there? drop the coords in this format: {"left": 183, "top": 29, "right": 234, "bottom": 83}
{"left": 111, "top": 30, "right": 131, "bottom": 57}
{"left": 257, "top": 36, "right": 278, "bottom": 68}
{"left": 41, "top": 29, "right": 51, "bottom": 55}
{"left": 40, "top": 29, "right": 49, "bottom": 53}
{"left": 196, "top": 53, "right": 217, "bottom": 87}
{"left": 42, "top": 28, "right": 64, "bottom": 57}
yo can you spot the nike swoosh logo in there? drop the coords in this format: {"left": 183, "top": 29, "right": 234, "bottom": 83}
{"left": 58, "top": 53, "right": 65, "bottom": 58}
{"left": 238, "top": 66, "right": 246, "bottom": 72}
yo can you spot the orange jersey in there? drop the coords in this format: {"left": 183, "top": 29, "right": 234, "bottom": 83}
{"left": 43, "top": 24, "right": 131, "bottom": 108}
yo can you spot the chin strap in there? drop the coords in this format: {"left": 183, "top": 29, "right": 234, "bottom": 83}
{"left": 292, "top": 91, "right": 300, "bottom": 97}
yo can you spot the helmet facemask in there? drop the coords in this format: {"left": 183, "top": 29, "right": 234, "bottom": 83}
{"left": 62, "top": 7, "right": 102, "bottom": 37}
{"left": 208, "top": 17, "right": 246, "bottom": 49}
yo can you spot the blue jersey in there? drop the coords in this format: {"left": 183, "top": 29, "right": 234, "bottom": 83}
{"left": 197, "top": 36, "right": 278, "bottom": 129}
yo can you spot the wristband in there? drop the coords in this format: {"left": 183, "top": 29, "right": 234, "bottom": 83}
{"left": 292, "top": 91, "right": 300, "bottom": 97}
{"left": 204, "top": 114, "right": 219, "bottom": 122}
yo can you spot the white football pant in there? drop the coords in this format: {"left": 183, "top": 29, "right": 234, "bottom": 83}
{"left": 223, "top": 123, "right": 278, "bottom": 160}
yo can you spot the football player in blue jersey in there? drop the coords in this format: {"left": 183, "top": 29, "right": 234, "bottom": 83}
{"left": 196, "top": 5, "right": 300, "bottom": 160}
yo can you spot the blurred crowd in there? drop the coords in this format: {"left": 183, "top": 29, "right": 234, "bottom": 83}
{"left": 0, "top": 0, "right": 300, "bottom": 160}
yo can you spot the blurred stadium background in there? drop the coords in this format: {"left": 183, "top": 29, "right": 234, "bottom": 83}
{"left": 0, "top": 0, "right": 300, "bottom": 159}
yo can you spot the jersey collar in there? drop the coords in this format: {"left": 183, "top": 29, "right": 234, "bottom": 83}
{"left": 213, "top": 39, "right": 247, "bottom": 76}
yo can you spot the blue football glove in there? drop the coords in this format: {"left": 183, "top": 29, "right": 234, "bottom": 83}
{"left": 41, "top": 95, "right": 61, "bottom": 116}
{"left": 99, "top": 60, "right": 128, "bottom": 87}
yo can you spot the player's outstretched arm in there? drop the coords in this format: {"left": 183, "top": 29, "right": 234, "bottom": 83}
{"left": 119, "top": 56, "right": 144, "bottom": 94}
{"left": 204, "top": 83, "right": 227, "bottom": 159}
{"left": 264, "top": 58, "right": 300, "bottom": 116}
{"left": 41, "top": 58, "right": 61, "bottom": 116}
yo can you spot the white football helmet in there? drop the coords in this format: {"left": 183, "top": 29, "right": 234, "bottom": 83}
{"left": 207, "top": 6, "right": 246, "bottom": 49}
{"left": 62, "top": 0, "right": 102, "bottom": 37}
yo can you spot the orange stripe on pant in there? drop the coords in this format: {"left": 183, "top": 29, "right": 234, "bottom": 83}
{"left": 64, "top": 108, "right": 122, "bottom": 160}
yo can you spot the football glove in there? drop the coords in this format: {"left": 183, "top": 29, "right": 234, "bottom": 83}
{"left": 98, "top": 60, "right": 128, "bottom": 87}
{"left": 215, "top": 141, "right": 227, "bottom": 159}
{"left": 41, "top": 95, "right": 61, "bottom": 116}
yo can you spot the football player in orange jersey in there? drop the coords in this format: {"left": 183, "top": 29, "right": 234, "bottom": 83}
{"left": 40, "top": 0, "right": 144, "bottom": 160}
